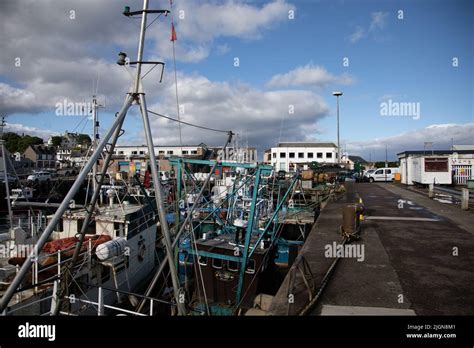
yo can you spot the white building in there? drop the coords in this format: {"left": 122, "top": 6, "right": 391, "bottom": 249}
{"left": 113, "top": 144, "right": 257, "bottom": 163}
{"left": 113, "top": 144, "right": 204, "bottom": 157}
{"left": 398, "top": 148, "right": 474, "bottom": 185}
{"left": 270, "top": 142, "right": 338, "bottom": 171}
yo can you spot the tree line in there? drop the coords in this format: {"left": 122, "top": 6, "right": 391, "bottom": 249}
{"left": 2, "top": 132, "right": 43, "bottom": 153}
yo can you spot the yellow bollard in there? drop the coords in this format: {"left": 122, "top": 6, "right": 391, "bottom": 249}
{"left": 359, "top": 197, "right": 364, "bottom": 221}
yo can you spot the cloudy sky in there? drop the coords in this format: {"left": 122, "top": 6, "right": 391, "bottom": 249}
{"left": 0, "top": 0, "right": 472, "bottom": 160}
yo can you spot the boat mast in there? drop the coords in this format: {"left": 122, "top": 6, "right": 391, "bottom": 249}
{"left": 0, "top": 117, "right": 13, "bottom": 230}
{"left": 129, "top": 0, "right": 186, "bottom": 315}
{"left": 0, "top": 0, "right": 185, "bottom": 316}
{"left": 92, "top": 95, "right": 100, "bottom": 196}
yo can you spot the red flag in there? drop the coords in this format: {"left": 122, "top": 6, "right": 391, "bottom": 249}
{"left": 171, "top": 22, "right": 177, "bottom": 41}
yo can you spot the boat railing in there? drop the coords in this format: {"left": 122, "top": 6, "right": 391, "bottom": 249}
{"left": 60, "top": 280, "right": 174, "bottom": 316}
{"left": 31, "top": 239, "right": 93, "bottom": 293}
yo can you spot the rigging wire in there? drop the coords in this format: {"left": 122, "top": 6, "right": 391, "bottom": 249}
{"left": 169, "top": 0, "right": 210, "bottom": 314}
{"left": 147, "top": 109, "right": 230, "bottom": 134}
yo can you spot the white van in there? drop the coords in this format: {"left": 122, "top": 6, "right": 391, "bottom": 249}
{"left": 367, "top": 167, "right": 400, "bottom": 182}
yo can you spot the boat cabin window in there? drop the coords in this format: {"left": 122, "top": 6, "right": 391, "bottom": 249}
{"left": 212, "top": 258, "right": 224, "bottom": 269}
{"left": 198, "top": 256, "right": 207, "bottom": 266}
{"left": 227, "top": 260, "right": 239, "bottom": 272}
{"left": 245, "top": 259, "right": 256, "bottom": 274}
{"left": 114, "top": 222, "right": 125, "bottom": 237}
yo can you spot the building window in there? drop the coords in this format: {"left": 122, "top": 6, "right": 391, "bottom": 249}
{"left": 307, "top": 152, "right": 314, "bottom": 158}
{"left": 159, "top": 151, "right": 165, "bottom": 154}
{"left": 119, "top": 151, "right": 124, "bottom": 155}
{"left": 289, "top": 152, "right": 295, "bottom": 158}
{"left": 139, "top": 151, "right": 144, "bottom": 155}
{"left": 191, "top": 150, "right": 198, "bottom": 155}
{"left": 132, "top": 151, "right": 137, "bottom": 155}
{"left": 326, "top": 152, "right": 332, "bottom": 158}
{"left": 272, "top": 153, "right": 276, "bottom": 158}
{"left": 182, "top": 150, "right": 188, "bottom": 155}
{"left": 280, "top": 152, "right": 286, "bottom": 158}
{"left": 167, "top": 150, "right": 173, "bottom": 155}
{"left": 298, "top": 152, "right": 304, "bottom": 158}
{"left": 425, "top": 158, "right": 448, "bottom": 172}
{"left": 317, "top": 152, "right": 323, "bottom": 158}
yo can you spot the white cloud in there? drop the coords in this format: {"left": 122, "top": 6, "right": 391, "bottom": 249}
{"left": 173, "top": 0, "right": 294, "bottom": 43}
{"left": 346, "top": 123, "right": 474, "bottom": 159}
{"left": 0, "top": 0, "right": 297, "bottom": 118}
{"left": 0, "top": 83, "right": 42, "bottom": 115}
{"left": 266, "top": 64, "right": 354, "bottom": 88}
{"left": 150, "top": 0, "right": 295, "bottom": 62}
{"left": 349, "top": 26, "right": 365, "bottom": 43}
{"left": 347, "top": 11, "right": 389, "bottom": 44}
{"left": 369, "top": 11, "right": 389, "bottom": 31}
{"left": 216, "top": 44, "right": 231, "bottom": 56}
{"left": 0, "top": 58, "right": 132, "bottom": 116}
{"left": 145, "top": 72, "right": 330, "bottom": 151}
{"left": 3, "top": 122, "right": 57, "bottom": 140}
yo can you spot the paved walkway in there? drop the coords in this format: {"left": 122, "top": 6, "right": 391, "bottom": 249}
{"left": 269, "top": 183, "right": 474, "bottom": 315}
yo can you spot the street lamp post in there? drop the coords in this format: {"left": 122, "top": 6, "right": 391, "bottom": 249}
{"left": 332, "top": 91, "right": 343, "bottom": 165}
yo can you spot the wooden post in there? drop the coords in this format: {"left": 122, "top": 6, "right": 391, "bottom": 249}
{"left": 428, "top": 184, "right": 434, "bottom": 198}
{"left": 461, "top": 188, "right": 469, "bottom": 211}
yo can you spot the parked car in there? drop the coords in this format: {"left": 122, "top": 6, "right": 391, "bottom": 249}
{"left": 27, "top": 171, "right": 52, "bottom": 182}
{"left": 362, "top": 169, "right": 376, "bottom": 182}
{"left": 366, "top": 167, "right": 400, "bottom": 182}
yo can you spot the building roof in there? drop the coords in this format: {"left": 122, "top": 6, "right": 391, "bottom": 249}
{"left": 397, "top": 149, "right": 474, "bottom": 157}
{"left": 277, "top": 142, "right": 337, "bottom": 148}
{"left": 348, "top": 155, "right": 368, "bottom": 164}
{"left": 27, "top": 144, "right": 56, "bottom": 155}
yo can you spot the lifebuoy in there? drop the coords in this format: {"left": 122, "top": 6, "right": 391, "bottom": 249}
{"left": 138, "top": 243, "right": 146, "bottom": 262}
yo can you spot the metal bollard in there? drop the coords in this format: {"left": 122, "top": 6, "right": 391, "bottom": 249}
{"left": 428, "top": 184, "right": 434, "bottom": 198}
{"left": 461, "top": 188, "right": 469, "bottom": 211}
{"left": 342, "top": 203, "right": 365, "bottom": 237}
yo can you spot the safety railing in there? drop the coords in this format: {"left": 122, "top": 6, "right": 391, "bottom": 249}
{"left": 429, "top": 184, "right": 472, "bottom": 211}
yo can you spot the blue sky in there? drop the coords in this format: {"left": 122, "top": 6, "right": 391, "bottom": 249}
{"left": 1, "top": 0, "right": 472, "bottom": 160}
